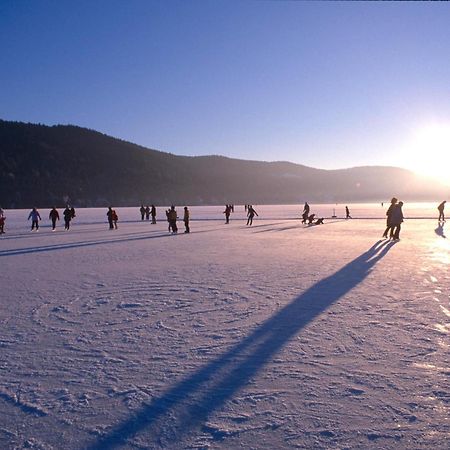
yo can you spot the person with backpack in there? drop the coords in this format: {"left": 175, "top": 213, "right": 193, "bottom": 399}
{"left": 49, "top": 207, "right": 60, "bottom": 231}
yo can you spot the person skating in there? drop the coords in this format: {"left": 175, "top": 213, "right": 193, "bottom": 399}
{"left": 107, "top": 207, "right": 115, "bottom": 230}
{"left": 382, "top": 197, "right": 398, "bottom": 238}
{"left": 224, "top": 205, "right": 231, "bottom": 224}
{"left": 140, "top": 205, "right": 146, "bottom": 221}
{"left": 345, "top": 206, "right": 352, "bottom": 219}
{"left": 391, "top": 201, "right": 404, "bottom": 240}
{"left": 247, "top": 205, "right": 258, "bottom": 226}
{"left": 63, "top": 206, "right": 73, "bottom": 230}
{"left": 438, "top": 201, "right": 446, "bottom": 222}
{"left": 28, "top": 207, "right": 41, "bottom": 231}
{"left": 183, "top": 206, "right": 190, "bottom": 233}
{"left": 151, "top": 205, "right": 157, "bottom": 224}
{"left": 49, "top": 207, "right": 60, "bottom": 231}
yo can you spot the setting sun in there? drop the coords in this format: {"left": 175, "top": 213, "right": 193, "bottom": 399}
{"left": 406, "top": 124, "right": 450, "bottom": 185}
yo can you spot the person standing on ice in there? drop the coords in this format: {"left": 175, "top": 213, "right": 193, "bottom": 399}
{"left": 168, "top": 205, "right": 178, "bottom": 233}
{"left": 63, "top": 206, "right": 73, "bottom": 230}
{"left": 437, "top": 201, "right": 446, "bottom": 222}
{"left": 140, "top": 205, "right": 145, "bottom": 221}
{"left": 302, "top": 202, "right": 310, "bottom": 223}
{"left": 247, "top": 205, "right": 258, "bottom": 226}
{"left": 224, "top": 204, "right": 231, "bottom": 224}
{"left": 49, "top": 207, "right": 60, "bottom": 231}
{"left": 382, "top": 197, "right": 398, "bottom": 238}
{"left": 391, "top": 201, "right": 404, "bottom": 240}
{"left": 107, "top": 207, "right": 115, "bottom": 230}
{"left": 151, "top": 205, "right": 157, "bottom": 224}
{"left": 183, "top": 206, "right": 190, "bottom": 233}
{"left": 0, "top": 208, "right": 5, "bottom": 234}
{"left": 28, "top": 207, "right": 41, "bottom": 231}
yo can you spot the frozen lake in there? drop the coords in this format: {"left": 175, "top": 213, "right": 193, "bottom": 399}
{"left": 1, "top": 205, "right": 449, "bottom": 449}
{"left": 0, "top": 202, "right": 446, "bottom": 233}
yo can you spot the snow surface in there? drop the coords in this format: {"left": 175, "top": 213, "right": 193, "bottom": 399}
{"left": 1, "top": 204, "right": 449, "bottom": 449}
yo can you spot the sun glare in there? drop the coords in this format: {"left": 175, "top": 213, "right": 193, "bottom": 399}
{"left": 406, "top": 124, "right": 450, "bottom": 185}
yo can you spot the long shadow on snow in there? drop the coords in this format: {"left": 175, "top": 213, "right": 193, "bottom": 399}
{"left": 0, "top": 226, "right": 228, "bottom": 257}
{"left": 87, "top": 239, "right": 396, "bottom": 449}
{"left": 252, "top": 220, "right": 342, "bottom": 234}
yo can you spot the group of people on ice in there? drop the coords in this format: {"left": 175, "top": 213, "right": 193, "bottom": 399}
{"left": 139, "top": 204, "right": 157, "bottom": 224}
{"left": 301, "top": 202, "right": 325, "bottom": 225}
{"left": 165, "top": 205, "right": 190, "bottom": 234}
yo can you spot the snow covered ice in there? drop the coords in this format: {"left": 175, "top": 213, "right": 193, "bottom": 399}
{"left": 1, "top": 204, "right": 449, "bottom": 449}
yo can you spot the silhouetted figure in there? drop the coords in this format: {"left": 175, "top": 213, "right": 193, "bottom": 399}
{"left": 107, "top": 207, "right": 115, "bottom": 230}
{"left": 49, "top": 207, "right": 60, "bottom": 231}
{"left": 231, "top": 204, "right": 234, "bottom": 213}
{"left": 112, "top": 209, "right": 118, "bottom": 229}
{"left": 302, "top": 202, "right": 310, "bottom": 224}
{"left": 307, "top": 214, "right": 316, "bottom": 224}
{"left": 183, "top": 206, "right": 190, "bottom": 233}
{"left": 0, "top": 208, "right": 5, "bottom": 234}
{"left": 315, "top": 217, "right": 324, "bottom": 225}
{"left": 247, "top": 205, "right": 258, "bottom": 226}
{"left": 28, "top": 207, "right": 41, "bottom": 231}
{"left": 151, "top": 205, "right": 157, "bottom": 224}
{"left": 345, "top": 206, "right": 352, "bottom": 219}
{"left": 70, "top": 206, "right": 76, "bottom": 219}
{"left": 166, "top": 209, "right": 171, "bottom": 231}
{"left": 140, "top": 205, "right": 145, "bottom": 221}
{"left": 145, "top": 205, "right": 150, "bottom": 221}
{"left": 224, "top": 205, "right": 231, "bottom": 224}
{"left": 168, "top": 206, "right": 178, "bottom": 233}
{"left": 438, "top": 201, "right": 446, "bottom": 222}
{"left": 245, "top": 204, "right": 248, "bottom": 213}
{"left": 391, "top": 201, "right": 404, "bottom": 240}
{"left": 63, "top": 206, "right": 72, "bottom": 230}
{"left": 382, "top": 197, "right": 398, "bottom": 238}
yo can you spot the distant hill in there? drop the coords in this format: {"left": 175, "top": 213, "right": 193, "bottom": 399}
{"left": 0, "top": 119, "right": 447, "bottom": 208}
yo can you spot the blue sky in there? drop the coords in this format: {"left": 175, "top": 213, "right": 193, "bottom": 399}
{"left": 1, "top": 0, "right": 450, "bottom": 171}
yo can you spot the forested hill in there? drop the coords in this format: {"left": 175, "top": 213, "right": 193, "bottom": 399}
{"left": 0, "top": 119, "right": 446, "bottom": 208}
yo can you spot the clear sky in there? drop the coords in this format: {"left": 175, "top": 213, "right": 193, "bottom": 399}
{"left": 1, "top": 0, "right": 450, "bottom": 177}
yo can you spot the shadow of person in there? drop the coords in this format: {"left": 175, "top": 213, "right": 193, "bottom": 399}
{"left": 435, "top": 223, "right": 446, "bottom": 239}
{"left": 87, "top": 239, "right": 396, "bottom": 449}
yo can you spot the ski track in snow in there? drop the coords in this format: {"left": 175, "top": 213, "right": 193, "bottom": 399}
{"left": 1, "top": 206, "right": 450, "bottom": 449}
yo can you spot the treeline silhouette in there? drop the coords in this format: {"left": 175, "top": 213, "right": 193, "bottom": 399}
{"left": 0, "top": 119, "right": 445, "bottom": 208}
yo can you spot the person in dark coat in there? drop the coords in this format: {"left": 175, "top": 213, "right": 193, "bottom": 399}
{"left": 107, "top": 207, "right": 115, "bottom": 230}
{"left": 391, "top": 201, "right": 404, "bottom": 240}
{"left": 438, "top": 201, "right": 446, "bottom": 222}
{"left": 63, "top": 206, "right": 73, "bottom": 230}
{"left": 168, "top": 206, "right": 178, "bottom": 233}
{"left": 382, "top": 197, "right": 398, "bottom": 238}
{"left": 151, "top": 205, "right": 157, "bottom": 224}
{"left": 183, "top": 206, "right": 190, "bottom": 233}
{"left": 145, "top": 205, "right": 150, "bottom": 221}
{"left": 49, "top": 207, "right": 60, "bottom": 231}
{"left": 224, "top": 205, "right": 231, "bottom": 224}
{"left": 140, "top": 205, "right": 146, "bottom": 221}
{"left": 345, "top": 206, "right": 352, "bottom": 219}
{"left": 247, "top": 205, "right": 258, "bottom": 226}
{"left": 302, "top": 202, "right": 310, "bottom": 224}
